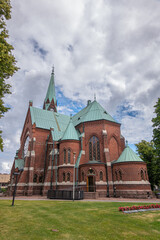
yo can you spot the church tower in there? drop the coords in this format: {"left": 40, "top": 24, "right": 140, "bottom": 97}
{"left": 43, "top": 67, "right": 57, "bottom": 112}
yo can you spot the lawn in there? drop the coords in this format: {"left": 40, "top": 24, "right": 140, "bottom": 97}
{"left": 0, "top": 200, "right": 160, "bottom": 240}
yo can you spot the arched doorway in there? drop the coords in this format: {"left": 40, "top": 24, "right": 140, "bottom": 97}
{"left": 87, "top": 168, "right": 96, "bottom": 192}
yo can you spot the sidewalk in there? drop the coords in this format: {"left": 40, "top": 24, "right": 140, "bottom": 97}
{"left": 0, "top": 195, "right": 160, "bottom": 203}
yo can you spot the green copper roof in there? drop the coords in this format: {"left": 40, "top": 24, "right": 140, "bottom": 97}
{"left": 113, "top": 145, "right": 143, "bottom": 164}
{"left": 30, "top": 106, "right": 70, "bottom": 131}
{"left": 51, "top": 130, "right": 64, "bottom": 141}
{"left": 61, "top": 117, "right": 79, "bottom": 141}
{"left": 72, "top": 100, "right": 118, "bottom": 126}
{"left": 44, "top": 69, "right": 57, "bottom": 110}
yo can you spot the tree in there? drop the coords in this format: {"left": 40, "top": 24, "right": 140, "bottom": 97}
{"left": 135, "top": 140, "right": 156, "bottom": 190}
{"left": 0, "top": 0, "right": 18, "bottom": 151}
{"left": 152, "top": 98, "right": 160, "bottom": 186}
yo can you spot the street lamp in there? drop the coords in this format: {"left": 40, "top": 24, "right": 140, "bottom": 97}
{"left": 12, "top": 157, "right": 24, "bottom": 206}
{"left": 73, "top": 152, "right": 76, "bottom": 201}
{"left": 12, "top": 172, "right": 20, "bottom": 206}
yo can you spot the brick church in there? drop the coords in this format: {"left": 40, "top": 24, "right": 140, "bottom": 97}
{"left": 10, "top": 69, "right": 152, "bottom": 198}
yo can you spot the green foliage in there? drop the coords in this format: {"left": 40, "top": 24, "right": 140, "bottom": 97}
{"left": 135, "top": 140, "right": 156, "bottom": 189}
{"left": 0, "top": 0, "right": 18, "bottom": 151}
{"left": 0, "top": 200, "right": 160, "bottom": 240}
{"left": 152, "top": 98, "right": 160, "bottom": 186}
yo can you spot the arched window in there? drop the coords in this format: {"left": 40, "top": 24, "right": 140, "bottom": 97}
{"left": 89, "top": 136, "right": 100, "bottom": 161}
{"left": 115, "top": 171, "right": 118, "bottom": 181}
{"left": 68, "top": 149, "right": 71, "bottom": 164}
{"left": 67, "top": 172, "right": 70, "bottom": 181}
{"left": 33, "top": 174, "right": 37, "bottom": 183}
{"left": 119, "top": 170, "right": 122, "bottom": 181}
{"left": 63, "top": 172, "right": 65, "bottom": 182}
{"left": 141, "top": 170, "right": 144, "bottom": 180}
{"left": 100, "top": 171, "right": 103, "bottom": 181}
{"left": 64, "top": 149, "right": 66, "bottom": 163}
{"left": 39, "top": 175, "right": 43, "bottom": 183}
{"left": 88, "top": 168, "right": 95, "bottom": 175}
{"left": 145, "top": 170, "right": 147, "bottom": 180}
{"left": 82, "top": 172, "right": 84, "bottom": 181}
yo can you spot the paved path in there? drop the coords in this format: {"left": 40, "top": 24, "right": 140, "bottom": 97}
{"left": 0, "top": 196, "right": 160, "bottom": 203}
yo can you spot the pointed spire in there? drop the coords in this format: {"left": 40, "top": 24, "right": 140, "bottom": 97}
{"left": 94, "top": 93, "right": 96, "bottom": 101}
{"left": 52, "top": 65, "right": 54, "bottom": 75}
{"left": 43, "top": 67, "right": 57, "bottom": 112}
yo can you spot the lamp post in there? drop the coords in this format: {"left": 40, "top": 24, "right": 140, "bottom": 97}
{"left": 12, "top": 172, "right": 20, "bottom": 206}
{"left": 12, "top": 157, "right": 24, "bottom": 206}
{"left": 73, "top": 152, "right": 76, "bottom": 201}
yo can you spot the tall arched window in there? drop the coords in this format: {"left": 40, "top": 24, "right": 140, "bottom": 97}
{"left": 68, "top": 149, "right": 71, "bottom": 164}
{"left": 89, "top": 136, "right": 100, "bottom": 161}
{"left": 115, "top": 171, "right": 118, "bottom": 181}
{"left": 145, "top": 170, "right": 147, "bottom": 180}
{"left": 82, "top": 172, "right": 84, "bottom": 181}
{"left": 141, "top": 170, "right": 144, "bottom": 180}
{"left": 64, "top": 149, "right": 66, "bottom": 164}
{"left": 119, "top": 170, "right": 122, "bottom": 181}
{"left": 100, "top": 171, "right": 103, "bottom": 181}
{"left": 63, "top": 172, "right": 65, "bottom": 181}
{"left": 67, "top": 172, "right": 70, "bottom": 181}
{"left": 33, "top": 174, "right": 37, "bottom": 183}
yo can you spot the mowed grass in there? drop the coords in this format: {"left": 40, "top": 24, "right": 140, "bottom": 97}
{"left": 0, "top": 200, "right": 160, "bottom": 240}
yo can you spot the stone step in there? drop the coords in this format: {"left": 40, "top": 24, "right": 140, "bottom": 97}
{"left": 83, "top": 191, "right": 107, "bottom": 199}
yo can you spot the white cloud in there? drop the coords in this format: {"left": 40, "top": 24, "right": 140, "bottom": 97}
{"left": 1, "top": 0, "right": 160, "bottom": 172}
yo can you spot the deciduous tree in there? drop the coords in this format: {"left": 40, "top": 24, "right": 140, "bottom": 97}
{"left": 0, "top": 0, "right": 18, "bottom": 151}
{"left": 135, "top": 140, "right": 156, "bottom": 190}
{"left": 152, "top": 98, "right": 160, "bottom": 186}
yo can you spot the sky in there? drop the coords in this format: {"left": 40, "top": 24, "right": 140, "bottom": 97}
{"left": 1, "top": 0, "right": 160, "bottom": 173}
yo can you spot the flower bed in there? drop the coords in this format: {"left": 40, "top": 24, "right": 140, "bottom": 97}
{"left": 119, "top": 204, "right": 160, "bottom": 212}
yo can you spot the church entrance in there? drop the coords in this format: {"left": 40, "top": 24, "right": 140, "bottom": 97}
{"left": 88, "top": 176, "right": 95, "bottom": 192}
{"left": 87, "top": 168, "right": 96, "bottom": 192}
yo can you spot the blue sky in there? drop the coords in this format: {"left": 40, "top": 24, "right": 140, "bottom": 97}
{"left": 1, "top": 0, "right": 160, "bottom": 173}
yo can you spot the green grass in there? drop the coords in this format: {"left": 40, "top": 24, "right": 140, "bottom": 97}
{"left": 0, "top": 200, "right": 160, "bottom": 240}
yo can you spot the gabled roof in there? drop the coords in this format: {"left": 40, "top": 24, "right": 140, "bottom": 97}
{"left": 30, "top": 107, "right": 70, "bottom": 131}
{"left": 61, "top": 117, "right": 79, "bottom": 141}
{"left": 72, "top": 100, "right": 118, "bottom": 126}
{"left": 113, "top": 145, "right": 143, "bottom": 164}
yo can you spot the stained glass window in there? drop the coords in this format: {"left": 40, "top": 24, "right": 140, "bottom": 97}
{"left": 145, "top": 170, "right": 147, "bottom": 180}
{"left": 100, "top": 171, "right": 103, "bottom": 181}
{"left": 141, "top": 170, "right": 144, "bottom": 180}
{"left": 64, "top": 149, "right": 66, "bottom": 163}
{"left": 33, "top": 174, "right": 37, "bottom": 183}
{"left": 119, "top": 171, "right": 122, "bottom": 181}
{"left": 68, "top": 149, "right": 71, "bottom": 164}
{"left": 82, "top": 172, "right": 84, "bottom": 181}
{"left": 115, "top": 171, "right": 118, "bottom": 181}
{"left": 63, "top": 172, "right": 65, "bottom": 181}
{"left": 89, "top": 141, "right": 92, "bottom": 160}
{"left": 67, "top": 172, "right": 70, "bottom": 181}
{"left": 89, "top": 136, "right": 100, "bottom": 161}
{"left": 88, "top": 168, "right": 95, "bottom": 175}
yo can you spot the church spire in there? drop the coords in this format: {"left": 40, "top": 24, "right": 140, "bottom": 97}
{"left": 43, "top": 66, "right": 57, "bottom": 112}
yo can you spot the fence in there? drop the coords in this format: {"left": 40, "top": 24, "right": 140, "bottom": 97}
{"left": 47, "top": 189, "right": 84, "bottom": 200}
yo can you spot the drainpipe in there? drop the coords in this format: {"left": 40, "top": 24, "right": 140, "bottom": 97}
{"left": 106, "top": 163, "right": 109, "bottom": 197}
{"left": 50, "top": 140, "right": 55, "bottom": 190}
{"left": 43, "top": 135, "right": 49, "bottom": 183}
{"left": 111, "top": 163, "right": 116, "bottom": 197}
{"left": 76, "top": 135, "right": 83, "bottom": 186}
{"left": 55, "top": 146, "right": 58, "bottom": 190}
{"left": 103, "top": 130, "right": 109, "bottom": 197}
